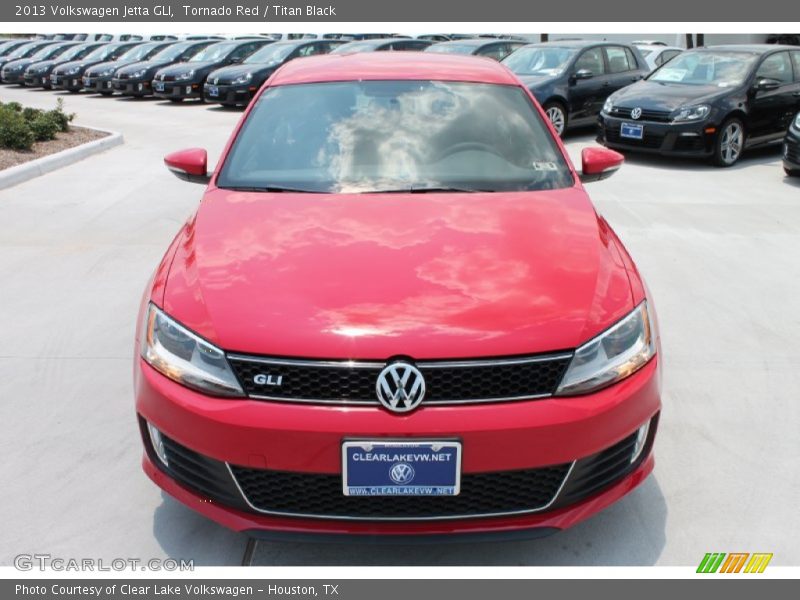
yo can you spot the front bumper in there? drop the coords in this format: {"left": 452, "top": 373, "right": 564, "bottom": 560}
{"left": 23, "top": 73, "right": 49, "bottom": 87}
{"left": 136, "top": 352, "right": 661, "bottom": 537}
{"left": 50, "top": 72, "right": 83, "bottom": 91}
{"left": 203, "top": 81, "right": 257, "bottom": 106}
{"left": 153, "top": 80, "right": 202, "bottom": 100}
{"left": 598, "top": 113, "right": 717, "bottom": 157}
{"left": 1, "top": 70, "right": 25, "bottom": 84}
{"left": 783, "top": 128, "right": 800, "bottom": 171}
{"left": 82, "top": 74, "right": 114, "bottom": 93}
{"left": 112, "top": 78, "right": 152, "bottom": 96}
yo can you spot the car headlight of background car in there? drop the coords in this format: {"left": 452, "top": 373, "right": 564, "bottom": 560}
{"left": 556, "top": 301, "right": 657, "bottom": 395}
{"left": 232, "top": 72, "right": 252, "bottom": 85}
{"left": 603, "top": 97, "right": 615, "bottom": 113}
{"left": 140, "top": 304, "right": 244, "bottom": 397}
{"left": 97, "top": 67, "right": 115, "bottom": 77}
{"left": 64, "top": 66, "right": 80, "bottom": 75}
{"left": 130, "top": 68, "right": 148, "bottom": 78}
{"left": 176, "top": 70, "right": 195, "bottom": 81}
{"left": 672, "top": 104, "right": 710, "bottom": 123}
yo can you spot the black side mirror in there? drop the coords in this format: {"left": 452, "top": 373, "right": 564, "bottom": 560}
{"left": 753, "top": 77, "right": 781, "bottom": 91}
{"left": 571, "top": 69, "right": 594, "bottom": 82}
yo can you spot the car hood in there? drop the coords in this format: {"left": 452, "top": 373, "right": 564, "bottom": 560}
{"left": 610, "top": 79, "right": 732, "bottom": 111}
{"left": 116, "top": 58, "right": 175, "bottom": 75}
{"left": 518, "top": 74, "right": 561, "bottom": 89}
{"left": 208, "top": 63, "right": 276, "bottom": 83}
{"left": 54, "top": 59, "right": 99, "bottom": 73}
{"left": 162, "top": 188, "right": 635, "bottom": 359}
{"left": 158, "top": 60, "right": 219, "bottom": 77}
{"left": 86, "top": 59, "right": 127, "bottom": 75}
{"left": 2, "top": 58, "right": 34, "bottom": 70}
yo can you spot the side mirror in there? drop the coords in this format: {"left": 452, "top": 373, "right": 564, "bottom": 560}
{"left": 580, "top": 147, "right": 624, "bottom": 183}
{"left": 572, "top": 69, "right": 594, "bottom": 81}
{"left": 753, "top": 77, "right": 780, "bottom": 91}
{"left": 164, "top": 148, "right": 210, "bottom": 184}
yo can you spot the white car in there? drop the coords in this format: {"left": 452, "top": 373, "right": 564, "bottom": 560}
{"left": 634, "top": 44, "right": 683, "bottom": 71}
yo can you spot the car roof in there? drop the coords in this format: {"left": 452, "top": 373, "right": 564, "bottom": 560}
{"left": 430, "top": 39, "right": 510, "bottom": 48}
{"left": 270, "top": 52, "right": 520, "bottom": 86}
{"left": 525, "top": 40, "right": 629, "bottom": 49}
{"left": 697, "top": 44, "right": 797, "bottom": 53}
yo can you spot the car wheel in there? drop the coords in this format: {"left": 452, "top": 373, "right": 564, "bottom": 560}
{"left": 168, "top": 98, "right": 183, "bottom": 103}
{"left": 786, "top": 167, "right": 800, "bottom": 177}
{"left": 713, "top": 118, "right": 745, "bottom": 167}
{"left": 100, "top": 91, "right": 113, "bottom": 96}
{"left": 543, "top": 102, "right": 567, "bottom": 137}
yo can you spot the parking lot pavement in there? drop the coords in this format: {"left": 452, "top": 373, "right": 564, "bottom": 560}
{"left": 1, "top": 87, "right": 798, "bottom": 567}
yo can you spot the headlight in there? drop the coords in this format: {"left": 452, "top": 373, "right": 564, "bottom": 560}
{"left": 672, "top": 104, "right": 710, "bottom": 123}
{"left": 232, "top": 72, "right": 252, "bottom": 85}
{"left": 603, "top": 97, "right": 614, "bottom": 113}
{"left": 556, "top": 301, "right": 657, "bottom": 395}
{"left": 130, "top": 68, "right": 147, "bottom": 78}
{"left": 176, "top": 69, "right": 195, "bottom": 81}
{"left": 793, "top": 113, "right": 800, "bottom": 131}
{"left": 64, "top": 66, "right": 80, "bottom": 75}
{"left": 140, "top": 304, "right": 244, "bottom": 397}
{"left": 98, "top": 67, "right": 115, "bottom": 77}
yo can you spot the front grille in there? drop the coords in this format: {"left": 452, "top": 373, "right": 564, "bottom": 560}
{"left": 117, "top": 72, "right": 130, "bottom": 80}
{"left": 610, "top": 106, "right": 672, "bottom": 123}
{"left": 605, "top": 126, "right": 665, "bottom": 149}
{"left": 227, "top": 354, "right": 572, "bottom": 406}
{"left": 786, "top": 141, "right": 800, "bottom": 164}
{"left": 231, "top": 463, "right": 571, "bottom": 520}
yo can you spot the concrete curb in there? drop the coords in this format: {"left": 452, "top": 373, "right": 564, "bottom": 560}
{"left": 0, "top": 126, "right": 123, "bottom": 191}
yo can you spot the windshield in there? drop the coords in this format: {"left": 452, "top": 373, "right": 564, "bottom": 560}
{"left": 425, "top": 43, "right": 475, "bottom": 55}
{"left": 218, "top": 80, "right": 573, "bottom": 193}
{"left": 118, "top": 43, "right": 160, "bottom": 62}
{"left": 502, "top": 46, "right": 576, "bottom": 76}
{"left": 58, "top": 44, "right": 96, "bottom": 61}
{"left": 244, "top": 43, "right": 293, "bottom": 65}
{"left": 8, "top": 43, "right": 39, "bottom": 59}
{"left": 31, "top": 43, "right": 69, "bottom": 60}
{"left": 332, "top": 41, "right": 380, "bottom": 54}
{"left": 152, "top": 41, "right": 194, "bottom": 61}
{"left": 84, "top": 44, "right": 118, "bottom": 61}
{"left": 649, "top": 51, "right": 757, "bottom": 86}
{"left": 189, "top": 42, "right": 236, "bottom": 62}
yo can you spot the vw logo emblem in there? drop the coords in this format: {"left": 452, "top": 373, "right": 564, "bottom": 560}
{"left": 630, "top": 107, "right": 643, "bottom": 120}
{"left": 376, "top": 362, "right": 426, "bottom": 413}
{"left": 389, "top": 462, "right": 415, "bottom": 484}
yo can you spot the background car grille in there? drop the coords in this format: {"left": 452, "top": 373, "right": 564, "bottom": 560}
{"left": 605, "top": 126, "right": 665, "bottom": 149}
{"left": 609, "top": 106, "right": 672, "bottom": 123}
{"left": 227, "top": 353, "right": 572, "bottom": 405}
{"left": 231, "top": 463, "right": 571, "bottom": 519}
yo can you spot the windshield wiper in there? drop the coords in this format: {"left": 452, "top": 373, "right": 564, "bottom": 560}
{"left": 220, "top": 185, "right": 323, "bottom": 194}
{"left": 370, "top": 185, "right": 489, "bottom": 194}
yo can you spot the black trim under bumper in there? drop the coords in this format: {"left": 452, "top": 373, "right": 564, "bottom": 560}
{"left": 153, "top": 80, "right": 203, "bottom": 100}
{"left": 203, "top": 82, "right": 255, "bottom": 106}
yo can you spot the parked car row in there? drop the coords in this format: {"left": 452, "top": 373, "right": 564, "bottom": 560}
{"left": 2, "top": 35, "right": 798, "bottom": 171}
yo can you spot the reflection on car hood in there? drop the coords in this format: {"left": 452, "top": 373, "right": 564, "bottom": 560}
{"left": 610, "top": 79, "right": 733, "bottom": 111}
{"left": 156, "top": 60, "right": 219, "bottom": 77}
{"left": 207, "top": 63, "right": 276, "bottom": 84}
{"left": 163, "top": 188, "right": 635, "bottom": 358}
{"left": 116, "top": 58, "right": 177, "bottom": 75}
{"left": 518, "top": 74, "right": 560, "bottom": 89}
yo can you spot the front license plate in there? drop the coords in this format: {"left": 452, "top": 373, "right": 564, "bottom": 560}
{"left": 208, "top": 85, "right": 219, "bottom": 97}
{"left": 342, "top": 441, "right": 461, "bottom": 496}
{"left": 154, "top": 81, "right": 164, "bottom": 92}
{"left": 621, "top": 122, "right": 644, "bottom": 139}
{"left": 82, "top": 77, "right": 90, "bottom": 86}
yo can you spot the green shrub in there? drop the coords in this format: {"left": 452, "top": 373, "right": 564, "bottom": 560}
{"left": 22, "top": 106, "right": 43, "bottom": 122}
{"left": 29, "top": 113, "right": 60, "bottom": 142}
{"left": 3, "top": 101, "right": 23, "bottom": 113}
{"left": 0, "top": 106, "right": 35, "bottom": 150}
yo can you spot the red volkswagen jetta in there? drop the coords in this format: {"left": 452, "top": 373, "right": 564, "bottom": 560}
{"left": 135, "top": 53, "right": 661, "bottom": 541}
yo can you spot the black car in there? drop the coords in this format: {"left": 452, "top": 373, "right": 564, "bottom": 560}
{"left": 425, "top": 38, "right": 526, "bottom": 61}
{"left": 598, "top": 45, "right": 800, "bottom": 166}
{"left": 0, "top": 39, "right": 34, "bottom": 59}
{"left": 331, "top": 38, "right": 432, "bottom": 54}
{"left": 1, "top": 41, "right": 79, "bottom": 84}
{"left": 111, "top": 40, "right": 216, "bottom": 97}
{"left": 784, "top": 112, "right": 800, "bottom": 176}
{"left": 82, "top": 41, "right": 176, "bottom": 95}
{"left": 153, "top": 39, "right": 272, "bottom": 102}
{"left": 203, "top": 40, "right": 344, "bottom": 107}
{"left": 0, "top": 40, "right": 58, "bottom": 72}
{"left": 502, "top": 41, "right": 649, "bottom": 137}
{"left": 24, "top": 42, "right": 107, "bottom": 88}
{"left": 51, "top": 42, "right": 142, "bottom": 92}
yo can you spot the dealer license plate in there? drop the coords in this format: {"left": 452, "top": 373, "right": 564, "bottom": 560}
{"left": 154, "top": 81, "right": 165, "bottom": 92}
{"left": 208, "top": 85, "right": 219, "bottom": 97}
{"left": 621, "top": 122, "right": 644, "bottom": 139}
{"left": 342, "top": 441, "right": 461, "bottom": 496}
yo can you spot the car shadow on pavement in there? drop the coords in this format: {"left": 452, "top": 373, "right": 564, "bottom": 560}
{"left": 616, "top": 143, "right": 784, "bottom": 173}
{"left": 152, "top": 492, "right": 251, "bottom": 566}
{"left": 242, "top": 476, "right": 667, "bottom": 566}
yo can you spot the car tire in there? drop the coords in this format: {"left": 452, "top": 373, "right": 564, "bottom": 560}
{"left": 100, "top": 91, "right": 113, "bottom": 97}
{"left": 543, "top": 101, "right": 568, "bottom": 138}
{"left": 786, "top": 167, "right": 800, "bottom": 177}
{"left": 712, "top": 118, "right": 746, "bottom": 167}
{"left": 168, "top": 98, "right": 183, "bottom": 103}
